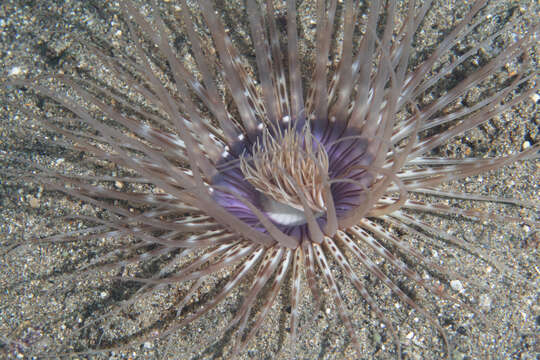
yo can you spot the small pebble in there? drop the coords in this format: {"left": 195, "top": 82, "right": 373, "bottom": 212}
{"left": 28, "top": 195, "right": 40, "bottom": 208}
{"left": 479, "top": 294, "right": 492, "bottom": 311}
{"left": 450, "top": 280, "right": 463, "bottom": 292}
{"left": 9, "top": 66, "right": 25, "bottom": 76}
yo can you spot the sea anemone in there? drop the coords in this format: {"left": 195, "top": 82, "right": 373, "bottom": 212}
{"left": 1, "top": 0, "right": 538, "bottom": 359}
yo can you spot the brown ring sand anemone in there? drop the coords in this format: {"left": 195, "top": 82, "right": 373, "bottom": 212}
{"left": 1, "top": 0, "right": 538, "bottom": 358}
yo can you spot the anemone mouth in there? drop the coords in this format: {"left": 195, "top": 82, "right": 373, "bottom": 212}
{"left": 211, "top": 118, "right": 375, "bottom": 238}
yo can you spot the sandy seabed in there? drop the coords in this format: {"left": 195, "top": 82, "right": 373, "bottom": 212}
{"left": 0, "top": 0, "right": 538, "bottom": 359}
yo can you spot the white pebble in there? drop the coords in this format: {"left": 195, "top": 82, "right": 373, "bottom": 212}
{"left": 9, "top": 66, "right": 25, "bottom": 76}
{"left": 450, "top": 280, "right": 463, "bottom": 292}
{"left": 479, "top": 294, "right": 492, "bottom": 311}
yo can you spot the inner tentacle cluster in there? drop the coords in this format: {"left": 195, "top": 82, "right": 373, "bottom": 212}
{"left": 240, "top": 122, "right": 329, "bottom": 214}
{"left": 211, "top": 119, "right": 375, "bottom": 239}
